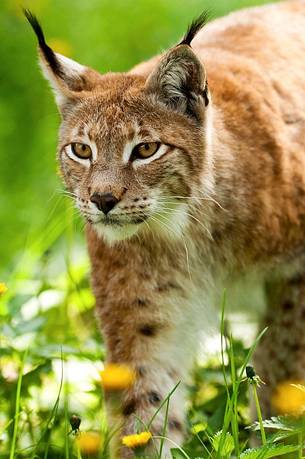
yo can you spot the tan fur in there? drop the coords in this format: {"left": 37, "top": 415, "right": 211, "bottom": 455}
{"left": 30, "top": 1, "right": 305, "bottom": 456}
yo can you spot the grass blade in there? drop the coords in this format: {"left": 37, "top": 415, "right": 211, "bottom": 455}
{"left": 9, "top": 348, "right": 28, "bottom": 459}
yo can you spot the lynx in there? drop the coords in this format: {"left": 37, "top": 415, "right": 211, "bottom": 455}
{"left": 26, "top": 1, "right": 305, "bottom": 457}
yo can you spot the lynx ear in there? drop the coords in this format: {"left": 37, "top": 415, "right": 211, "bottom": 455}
{"left": 145, "top": 13, "right": 209, "bottom": 122}
{"left": 24, "top": 10, "right": 101, "bottom": 111}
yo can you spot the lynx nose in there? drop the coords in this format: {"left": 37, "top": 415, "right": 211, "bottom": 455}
{"left": 90, "top": 192, "right": 119, "bottom": 214}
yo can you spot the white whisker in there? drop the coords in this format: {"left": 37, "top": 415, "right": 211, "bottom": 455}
{"left": 159, "top": 195, "right": 225, "bottom": 210}
{"left": 149, "top": 212, "right": 192, "bottom": 282}
{"left": 158, "top": 206, "right": 213, "bottom": 239}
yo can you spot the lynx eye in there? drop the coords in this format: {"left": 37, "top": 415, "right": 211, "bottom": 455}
{"left": 71, "top": 142, "right": 92, "bottom": 159}
{"left": 131, "top": 142, "right": 160, "bottom": 160}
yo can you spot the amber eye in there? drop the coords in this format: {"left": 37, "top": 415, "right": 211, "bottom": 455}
{"left": 131, "top": 142, "right": 160, "bottom": 160}
{"left": 71, "top": 143, "right": 92, "bottom": 159}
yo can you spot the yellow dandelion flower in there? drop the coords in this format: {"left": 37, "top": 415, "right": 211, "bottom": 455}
{"left": 0, "top": 283, "right": 8, "bottom": 296}
{"left": 122, "top": 431, "right": 152, "bottom": 449}
{"left": 76, "top": 431, "right": 102, "bottom": 455}
{"left": 100, "top": 363, "right": 136, "bottom": 391}
{"left": 272, "top": 381, "right": 305, "bottom": 416}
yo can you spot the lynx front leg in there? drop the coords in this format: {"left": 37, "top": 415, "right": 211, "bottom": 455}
{"left": 96, "top": 285, "right": 201, "bottom": 459}
{"left": 254, "top": 275, "right": 305, "bottom": 418}
{"left": 99, "top": 296, "right": 197, "bottom": 459}
{"left": 88, "top": 230, "right": 209, "bottom": 458}
{"left": 120, "top": 364, "right": 186, "bottom": 459}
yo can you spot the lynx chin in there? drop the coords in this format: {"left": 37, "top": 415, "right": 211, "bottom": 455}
{"left": 26, "top": 1, "right": 305, "bottom": 457}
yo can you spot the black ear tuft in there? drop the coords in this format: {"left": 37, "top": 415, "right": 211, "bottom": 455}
{"left": 23, "top": 9, "right": 46, "bottom": 47}
{"left": 23, "top": 9, "right": 63, "bottom": 78}
{"left": 179, "top": 11, "right": 210, "bottom": 46}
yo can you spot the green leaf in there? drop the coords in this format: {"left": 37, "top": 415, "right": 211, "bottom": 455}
{"left": 249, "top": 415, "right": 301, "bottom": 432}
{"left": 14, "top": 316, "right": 46, "bottom": 335}
{"left": 240, "top": 444, "right": 299, "bottom": 459}
{"left": 212, "top": 431, "right": 234, "bottom": 456}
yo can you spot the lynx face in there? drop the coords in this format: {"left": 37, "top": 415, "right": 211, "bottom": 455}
{"left": 26, "top": 11, "right": 210, "bottom": 243}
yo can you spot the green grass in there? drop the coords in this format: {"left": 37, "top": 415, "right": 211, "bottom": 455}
{"left": 9, "top": 349, "right": 28, "bottom": 459}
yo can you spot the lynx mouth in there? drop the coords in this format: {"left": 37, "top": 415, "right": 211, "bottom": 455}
{"left": 86, "top": 213, "right": 149, "bottom": 227}
{"left": 91, "top": 217, "right": 144, "bottom": 243}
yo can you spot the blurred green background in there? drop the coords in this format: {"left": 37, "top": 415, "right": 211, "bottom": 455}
{"left": 1, "top": 0, "right": 274, "bottom": 275}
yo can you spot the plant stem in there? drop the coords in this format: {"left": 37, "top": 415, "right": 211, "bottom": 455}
{"left": 159, "top": 396, "right": 170, "bottom": 458}
{"left": 64, "top": 365, "right": 70, "bottom": 459}
{"left": 252, "top": 383, "right": 266, "bottom": 445}
{"left": 298, "top": 431, "right": 303, "bottom": 459}
{"left": 153, "top": 436, "right": 191, "bottom": 459}
{"left": 9, "top": 349, "right": 27, "bottom": 459}
{"left": 77, "top": 444, "right": 82, "bottom": 459}
{"left": 229, "top": 334, "right": 240, "bottom": 458}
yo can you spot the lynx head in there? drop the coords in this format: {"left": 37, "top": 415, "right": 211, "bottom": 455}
{"left": 25, "top": 10, "right": 212, "bottom": 244}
